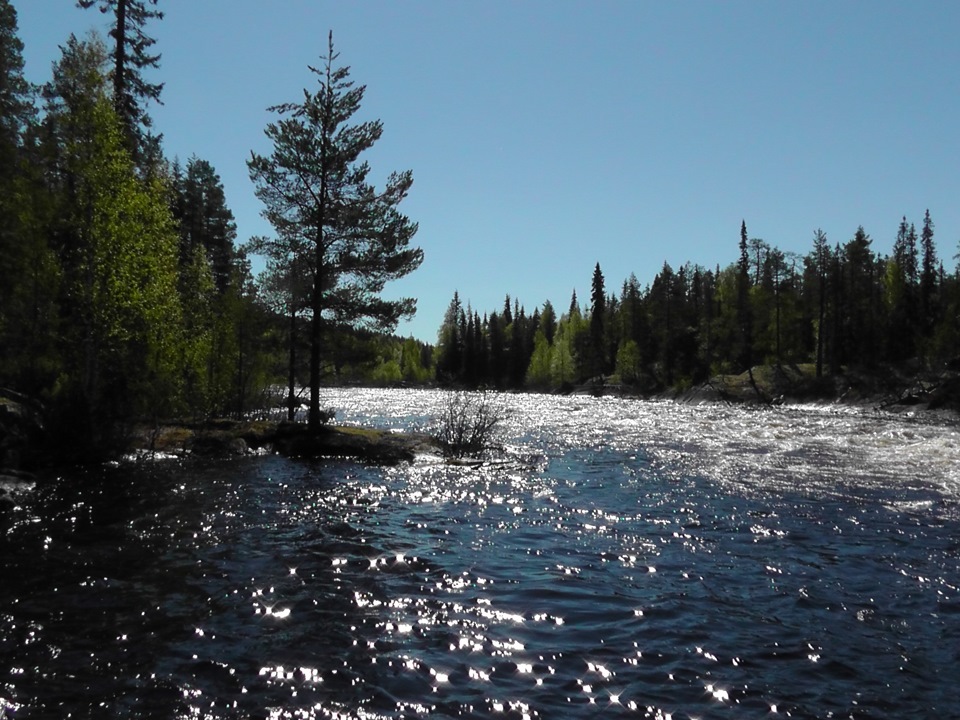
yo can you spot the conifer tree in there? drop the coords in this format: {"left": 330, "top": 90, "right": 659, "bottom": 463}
{"left": 920, "top": 209, "right": 938, "bottom": 331}
{"left": 76, "top": 0, "right": 164, "bottom": 168}
{"left": 0, "top": 0, "right": 47, "bottom": 389}
{"left": 811, "top": 229, "right": 829, "bottom": 377}
{"left": 487, "top": 311, "right": 507, "bottom": 387}
{"left": 589, "top": 262, "right": 606, "bottom": 377}
{"left": 0, "top": 0, "right": 31, "bottom": 161}
{"left": 840, "top": 226, "right": 877, "bottom": 366}
{"left": 888, "top": 217, "right": 920, "bottom": 362}
{"left": 436, "top": 291, "right": 463, "bottom": 382}
{"left": 540, "top": 300, "right": 557, "bottom": 344}
{"left": 248, "top": 32, "right": 423, "bottom": 428}
{"left": 737, "top": 220, "right": 753, "bottom": 369}
{"left": 174, "top": 156, "right": 237, "bottom": 293}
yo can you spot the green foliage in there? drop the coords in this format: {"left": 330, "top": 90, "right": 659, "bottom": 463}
{"left": 614, "top": 339, "right": 643, "bottom": 385}
{"left": 549, "top": 316, "right": 578, "bottom": 388}
{"left": 0, "top": 21, "right": 285, "bottom": 462}
{"left": 34, "top": 34, "right": 183, "bottom": 429}
{"left": 588, "top": 263, "right": 607, "bottom": 378}
{"left": 525, "top": 329, "right": 553, "bottom": 389}
{"left": 399, "top": 338, "right": 431, "bottom": 383}
{"left": 441, "top": 211, "right": 960, "bottom": 395}
{"left": 371, "top": 359, "right": 402, "bottom": 385}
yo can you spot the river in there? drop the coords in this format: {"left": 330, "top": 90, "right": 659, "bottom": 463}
{"left": 2, "top": 389, "right": 959, "bottom": 718}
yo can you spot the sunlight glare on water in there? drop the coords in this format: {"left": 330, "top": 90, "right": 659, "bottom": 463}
{"left": 1, "top": 389, "right": 959, "bottom": 718}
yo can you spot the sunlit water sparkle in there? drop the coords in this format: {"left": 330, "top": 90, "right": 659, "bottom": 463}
{"left": 2, "top": 389, "right": 959, "bottom": 718}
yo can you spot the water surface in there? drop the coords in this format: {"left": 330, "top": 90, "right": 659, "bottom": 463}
{"left": 2, "top": 390, "right": 959, "bottom": 718}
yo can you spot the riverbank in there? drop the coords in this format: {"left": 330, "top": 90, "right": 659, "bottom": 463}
{"left": 138, "top": 420, "right": 440, "bottom": 465}
{"left": 4, "top": 366, "right": 958, "bottom": 479}
{"left": 663, "top": 363, "right": 960, "bottom": 416}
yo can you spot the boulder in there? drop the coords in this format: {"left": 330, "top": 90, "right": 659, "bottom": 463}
{"left": 273, "top": 423, "right": 435, "bottom": 465}
{"left": 188, "top": 431, "right": 249, "bottom": 457}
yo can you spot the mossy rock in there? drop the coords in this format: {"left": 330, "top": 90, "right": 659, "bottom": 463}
{"left": 273, "top": 423, "right": 436, "bottom": 464}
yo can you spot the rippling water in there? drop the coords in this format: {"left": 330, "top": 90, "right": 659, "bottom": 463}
{"left": 2, "top": 390, "right": 960, "bottom": 718}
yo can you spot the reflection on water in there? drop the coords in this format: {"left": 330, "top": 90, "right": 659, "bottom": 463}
{"left": 2, "top": 389, "right": 959, "bottom": 718}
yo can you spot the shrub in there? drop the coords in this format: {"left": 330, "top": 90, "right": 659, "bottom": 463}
{"left": 436, "top": 391, "right": 506, "bottom": 459}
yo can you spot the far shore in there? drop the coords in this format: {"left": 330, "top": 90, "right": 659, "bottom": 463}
{"left": 4, "top": 365, "right": 959, "bottom": 482}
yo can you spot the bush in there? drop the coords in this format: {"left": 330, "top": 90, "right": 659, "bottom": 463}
{"left": 436, "top": 391, "right": 506, "bottom": 459}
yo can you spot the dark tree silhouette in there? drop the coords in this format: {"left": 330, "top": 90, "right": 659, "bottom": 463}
{"left": 249, "top": 32, "right": 423, "bottom": 428}
{"left": 76, "top": 0, "right": 164, "bottom": 167}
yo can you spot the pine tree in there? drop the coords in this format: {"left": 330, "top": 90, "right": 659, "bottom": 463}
{"left": 248, "top": 32, "right": 423, "bottom": 428}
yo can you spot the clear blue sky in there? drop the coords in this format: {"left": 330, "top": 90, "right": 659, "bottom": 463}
{"left": 13, "top": 1, "right": 960, "bottom": 342}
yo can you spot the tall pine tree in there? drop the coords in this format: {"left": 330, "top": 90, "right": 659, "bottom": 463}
{"left": 248, "top": 32, "right": 423, "bottom": 428}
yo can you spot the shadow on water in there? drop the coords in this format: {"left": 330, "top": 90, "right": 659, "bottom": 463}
{"left": 0, "top": 455, "right": 410, "bottom": 718}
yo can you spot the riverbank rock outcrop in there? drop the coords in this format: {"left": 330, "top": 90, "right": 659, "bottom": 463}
{"left": 143, "top": 419, "right": 438, "bottom": 464}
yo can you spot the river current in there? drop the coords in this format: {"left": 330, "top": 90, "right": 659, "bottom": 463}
{"left": 2, "top": 389, "right": 959, "bottom": 718}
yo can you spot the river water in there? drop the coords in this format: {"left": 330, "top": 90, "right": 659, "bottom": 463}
{"left": 2, "top": 389, "right": 959, "bottom": 719}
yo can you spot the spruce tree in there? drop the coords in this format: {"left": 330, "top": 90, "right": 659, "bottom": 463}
{"left": 0, "top": 0, "right": 44, "bottom": 389}
{"left": 811, "top": 229, "right": 829, "bottom": 378}
{"left": 76, "top": 0, "right": 164, "bottom": 168}
{"left": 589, "top": 262, "right": 606, "bottom": 376}
{"left": 737, "top": 220, "right": 753, "bottom": 369}
{"left": 436, "top": 291, "right": 463, "bottom": 383}
{"left": 540, "top": 300, "right": 557, "bottom": 344}
{"left": 920, "top": 209, "right": 938, "bottom": 330}
{"left": 174, "top": 156, "right": 237, "bottom": 293}
{"left": 0, "top": 0, "right": 31, "bottom": 161}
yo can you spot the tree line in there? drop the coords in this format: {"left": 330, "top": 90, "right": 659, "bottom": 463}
{"left": 432, "top": 216, "right": 960, "bottom": 393}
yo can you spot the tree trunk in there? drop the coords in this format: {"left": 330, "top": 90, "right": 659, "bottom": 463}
{"left": 113, "top": 0, "right": 127, "bottom": 120}
{"left": 308, "top": 240, "right": 323, "bottom": 430}
{"left": 287, "top": 307, "right": 296, "bottom": 422}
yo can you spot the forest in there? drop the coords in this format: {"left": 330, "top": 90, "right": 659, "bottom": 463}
{"left": 2, "top": 1, "right": 960, "bottom": 467}
{"left": 0, "top": 1, "right": 427, "bottom": 460}
{"left": 433, "top": 215, "right": 960, "bottom": 395}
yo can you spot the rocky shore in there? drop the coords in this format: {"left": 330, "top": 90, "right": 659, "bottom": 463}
{"left": 0, "top": 388, "right": 442, "bottom": 482}
{"left": 139, "top": 419, "right": 440, "bottom": 465}
{"left": 666, "top": 363, "right": 960, "bottom": 416}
